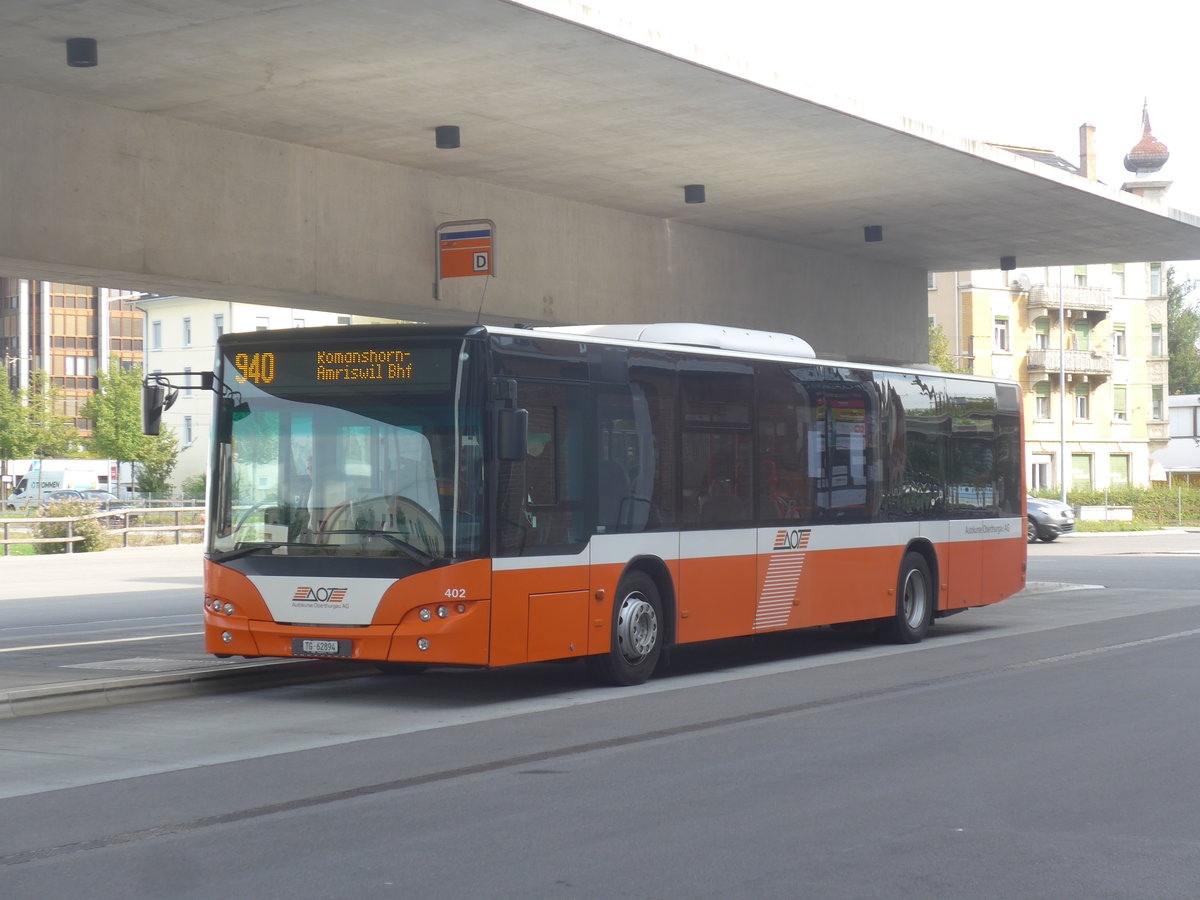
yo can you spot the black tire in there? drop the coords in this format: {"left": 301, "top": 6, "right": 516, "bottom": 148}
{"left": 586, "top": 571, "right": 663, "bottom": 686}
{"left": 1027, "top": 517, "right": 1039, "bottom": 543}
{"left": 879, "top": 551, "right": 933, "bottom": 644}
{"left": 1039, "top": 532, "right": 1059, "bottom": 543}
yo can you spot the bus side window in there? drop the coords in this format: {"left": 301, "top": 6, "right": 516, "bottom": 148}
{"left": 497, "top": 380, "right": 588, "bottom": 555}
{"left": 680, "top": 368, "right": 754, "bottom": 527}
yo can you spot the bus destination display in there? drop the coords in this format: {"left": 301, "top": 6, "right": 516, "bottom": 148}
{"left": 228, "top": 345, "right": 453, "bottom": 391}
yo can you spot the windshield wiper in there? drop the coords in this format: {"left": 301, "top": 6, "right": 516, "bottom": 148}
{"left": 317, "top": 530, "right": 438, "bottom": 566}
{"left": 212, "top": 541, "right": 321, "bottom": 562}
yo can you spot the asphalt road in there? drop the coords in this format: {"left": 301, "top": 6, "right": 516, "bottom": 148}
{"left": 2, "top": 532, "right": 1199, "bottom": 897}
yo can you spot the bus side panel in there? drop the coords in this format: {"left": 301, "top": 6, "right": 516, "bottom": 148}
{"left": 797, "top": 544, "right": 903, "bottom": 628}
{"left": 678, "top": 530, "right": 757, "bottom": 643}
{"left": 976, "top": 533, "right": 1026, "bottom": 608}
{"left": 491, "top": 556, "right": 591, "bottom": 666}
{"left": 942, "top": 534, "right": 983, "bottom": 611}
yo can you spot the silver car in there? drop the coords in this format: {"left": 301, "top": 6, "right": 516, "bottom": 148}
{"left": 1027, "top": 496, "right": 1075, "bottom": 543}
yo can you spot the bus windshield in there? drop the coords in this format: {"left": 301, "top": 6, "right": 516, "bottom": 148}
{"left": 209, "top": 337, "right": 483, "bottom": 564}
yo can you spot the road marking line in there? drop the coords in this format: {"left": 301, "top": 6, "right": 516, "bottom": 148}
{"left": 0, "top": 632, "right": 204, "bottom": 653}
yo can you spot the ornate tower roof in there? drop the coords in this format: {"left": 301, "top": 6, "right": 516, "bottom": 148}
{"left": 1124, "top": 100, "right": 1169, "bottom": 174}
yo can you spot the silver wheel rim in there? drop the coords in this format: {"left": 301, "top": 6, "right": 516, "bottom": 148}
{"left": 616, "top": 591, "right": 658, "bottom": 664}
{"left": 901, "top": 567, "right": 928, "bottom": 629}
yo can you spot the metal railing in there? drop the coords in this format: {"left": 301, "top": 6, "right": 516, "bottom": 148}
{"left": 0, "top": 506, "right": 204, "bottom": 555}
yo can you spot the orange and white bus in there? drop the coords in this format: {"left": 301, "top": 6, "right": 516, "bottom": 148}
{"left": 146, "top": 322, "right": 1025, "bottom": 685}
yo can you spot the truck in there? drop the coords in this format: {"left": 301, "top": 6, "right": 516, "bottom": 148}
{"left": 4, "top": 459, "right": 132, "bottom": 510}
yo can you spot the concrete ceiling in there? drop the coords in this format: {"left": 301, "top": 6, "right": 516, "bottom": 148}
{"left": 2, "top": 0, "right": 1198, "bottom": 271}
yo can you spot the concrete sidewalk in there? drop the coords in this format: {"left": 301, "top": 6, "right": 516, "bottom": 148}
{"left": 0, "top": 543, "right": 359, "bottom": 718}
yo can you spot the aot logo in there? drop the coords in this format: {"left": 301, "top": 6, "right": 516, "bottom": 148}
{"left": 292, "top": 586, "right": 348, "bottom": 603}
{"left": 773, "top": 528, "right": 811, "bottom": 551}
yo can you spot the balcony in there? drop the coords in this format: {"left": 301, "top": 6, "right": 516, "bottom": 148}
{"left": 1026, "top": 348, "right": 1113, "bottom": 377}
{"left": 1026, "top": 284, "right": 1113, "bottom": 315}
{"left": 1147, "top": 421, "right": 1169, "bottom": 442}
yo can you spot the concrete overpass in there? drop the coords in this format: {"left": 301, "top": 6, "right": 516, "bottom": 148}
{"left": 2, "top": 0, "right": 1198, "bottom": 365}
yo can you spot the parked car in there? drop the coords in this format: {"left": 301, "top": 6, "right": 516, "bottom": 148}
{"left": 40, "top": 489, "right": 134, "bottom": 525}
{"left": 1027, "top": 495, "right": 1075, "bottom": 543}
{"left": 41, "top": 489, "right": 125, "bottom": 509}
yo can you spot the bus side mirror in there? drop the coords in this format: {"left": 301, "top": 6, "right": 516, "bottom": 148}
{"left": 497, "top": 408, "right": 528, "bottom": 461}
{"left": 142, "top": 384, "right": 166, "bottom": 435}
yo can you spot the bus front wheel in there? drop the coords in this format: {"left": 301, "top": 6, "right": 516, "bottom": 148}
{"left": 879, "top": 551, "right": 933, "bottom": 644}
{"left": 586, "top": 572, "right": 663, "bottom": 686}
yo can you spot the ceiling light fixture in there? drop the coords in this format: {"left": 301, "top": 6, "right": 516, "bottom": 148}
{"left": 66, "top": 37, "right": 98, "bottom": 67}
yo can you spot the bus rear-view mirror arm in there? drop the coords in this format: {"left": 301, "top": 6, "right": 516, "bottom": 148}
{"left": 142, "top": 371, "right": 240, "bottom": 436}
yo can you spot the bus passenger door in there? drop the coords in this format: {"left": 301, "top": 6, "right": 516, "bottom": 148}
{"left": 677, "top": 367, "right": 757, "bottom": 641}
{"left": 491, "top": 378, "right": 593, "bottom": 665}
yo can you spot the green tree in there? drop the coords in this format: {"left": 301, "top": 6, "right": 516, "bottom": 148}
{"left": 0, "top": 380, "right": 32, "bottom": 459}
{"left": 24, "top": 371, "right": 77, "bottom": 458}
{"left": 82, "top": 362, "right": 180, "bottom": 496}
{"left": 928, "top": 321, "right": 966, "bottom": 373}
{"left": 136, "top": 428, "right": 180, "bottom": 496}
{"left": 1167, "top": 267, "right": 1200, "bottom": 394}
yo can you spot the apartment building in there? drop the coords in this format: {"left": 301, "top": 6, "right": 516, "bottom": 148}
{"left": 929, "top": 111, "right": 1177, "bottom": 492}
{"left": 0, "top": 278, "right": 144, "bottom": 430}
{"left": 930, "top": 264, "right": 1169, "bottom": 491}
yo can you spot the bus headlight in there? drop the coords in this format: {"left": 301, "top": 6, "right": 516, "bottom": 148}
{"left": 221, "top": 631, "right": 233, "bottom": 644}
{"left": 417, "top": 638, "right": 430, "bottom": 651}
{"left": 419, "top": 608, "right": 432, "bottom": 621}
{"left": 437, "top": 606, "right": 450, "bottom": 619}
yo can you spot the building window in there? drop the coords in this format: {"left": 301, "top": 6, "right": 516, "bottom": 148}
{"left": 183, "top": 415, "right": 193, "bottom": 446}
{"left": 293, "top": 318, "right": 305, "bottom": 328}
{"left": 182, "top": 316, "right": 192, "bottom": 347}
{"left": 1071, "top": 453, "right": 1093, "bottom": 490}
{"left": 184, "top": 366, "right": 193, "bottom": 397}
{"left": 1150, "top": 262, "right": 1163, "bottom": 296}
{"left": 151, "top": 320, "right": 162, "bottom": 350}
{"left": 1152, "top": 385, "right": 1164, "bottom": 420}
{"left": 993, "top": 317, "right": 1010, "bottom": 352}
{"left": 255, "top": 316, "right": 270, "bottom": 331}
{"left": 1112, "top": 384, "right": 1127, "bottom": 422}
{"left": 1169, "top": 403, "right": 1197, "bottom": 438}
{"left": 1112, "top": 324, "right": 1126, "bottom": 357}
{"left": 1034, "top": 382, "right": 1052, "bottom": 420}
{"left": 1109, "top": 454, "right": 1130, "bottom": 488}
{"left": 213, "top": 313, "right": 225, "bottom": 341}
{"left": 1073, "top": 265, "right": 1088, "bottom": 287}
{"left": 1030, "top": 455, "right": 1053, "bottom": 492}
{"left": 1111, "top": 264, "right": 1125, "bottom": 296}
{"left": 337, "top": 315, "right": 352, "bottom": 325}
{"left": 1033, "top": 317, "right": 1050, "bottom": 350}
{"left": 1072, "top": 320, "right": 1090, "bottom": 351}
{"left": 1151, "top": 325, "right": 1163, "bottom": 357}
{"left": 927, "top": 272, "right": 937, "bottom": 290}
{"left": 1073, "top": 383, "right": 1090, "bottom": 420}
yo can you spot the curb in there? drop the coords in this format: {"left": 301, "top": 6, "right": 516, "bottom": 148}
{"left": 0, "top": 658, "right": 364, "bottom": 720}
{"left": 1019, "top": 581, "right": 1106, "bottom": 597}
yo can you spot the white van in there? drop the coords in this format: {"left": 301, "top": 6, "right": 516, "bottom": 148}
{"left": 6, "top": 460, "right": 120, "bottom": 511}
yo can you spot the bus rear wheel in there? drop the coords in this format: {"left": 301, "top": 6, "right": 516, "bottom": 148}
{"left": 586, "top": 572, "right": 663, "bottom": 686}
{"left": 879, "top": 551, "right": 932, "bottom": 644}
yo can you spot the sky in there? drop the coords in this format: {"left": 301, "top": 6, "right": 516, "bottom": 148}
{"left": 524, "top": 0, "right": 1200, "bottom": 272}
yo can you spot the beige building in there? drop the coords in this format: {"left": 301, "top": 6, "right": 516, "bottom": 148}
{"left": 930, "top": 263, "right": 1169, "bottom": 492}
{"left": 930, "top": 113, "right": 1177, "bottom": 494}
{"left": 135, "top": 295, "right": 402, "bottom": 486}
